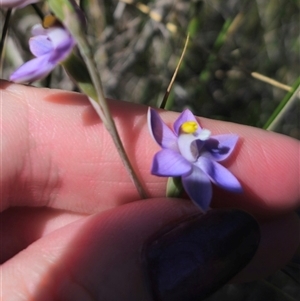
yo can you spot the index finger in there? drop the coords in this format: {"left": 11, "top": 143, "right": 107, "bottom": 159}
{"left": 1, "top": 81, "right": 299, "bottom": 216}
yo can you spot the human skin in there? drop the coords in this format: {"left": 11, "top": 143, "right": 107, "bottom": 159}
{"left": 1, "top": 80, "right": 299, "bottom": 300}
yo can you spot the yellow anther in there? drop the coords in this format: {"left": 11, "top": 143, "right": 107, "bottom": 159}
{"left": 180, "top": 121, "right": 198, "bottom": 134}
{"left": 43, "top": 15, "right": 59, "bottom": 28}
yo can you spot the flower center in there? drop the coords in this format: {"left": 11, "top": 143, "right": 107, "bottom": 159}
{"left": 180, "top": 121, "right": 198, "bottom": 134}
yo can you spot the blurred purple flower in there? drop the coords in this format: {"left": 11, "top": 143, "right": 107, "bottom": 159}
{"left": 148, "top": 108, "right": 242, "bottom": 211}
{"left": 10, "top": 24, "right": 75, "bottom": 83}
{"left": 1, "top": 0, "right": 39, "bottom": 8}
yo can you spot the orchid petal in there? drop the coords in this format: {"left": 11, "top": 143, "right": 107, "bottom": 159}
{"left": 197, "top": 157, "right": 243, "bottom": 193}
{"left": 29, "top": 36, "right": 53, "bottom": 57}
{"left": 203, "top": 134, "right": 239, "bottom": 162}
{"left": 46, "top": 27, "right": 75, "bottom": 63}
{"left": 47, "top": 27, "right": 74, "bottom": 50}
{"left": 49, "top": 45, "right": 73, "bottom": 64}
{"left": 31, "top": 24, "right": 48, "bottom": 36}
{"left": 151, "top": 149, "right": 192, "bottom": 177}
{"left": 10, "top": 21, "right": 75, "bottom": 84}
{"left": 148, "top": 108, "right": 242, "bottom": 205}
{"left": 177, "top": 134, "right": 201, "bottom": 162}
{"left": 148, "top": 108, "right": 178, "bottom": 150}
{"left": 198, "top": 129, "right": 211, "bottom": 140}
{"left": 10, "top": 55, "right": 55, "bottom": 83}
{"left": 182, "top": 166, "right": 212, "bottom": 211}
{"left": 1, "top": 0, "right": 39, "bottom": 8}
{"left": 173, "top": 109, "right": 201, "bottom": 135}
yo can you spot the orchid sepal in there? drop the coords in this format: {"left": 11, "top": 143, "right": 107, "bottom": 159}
{"left": 148, "top": 107, "right": 243, "bottom": 211}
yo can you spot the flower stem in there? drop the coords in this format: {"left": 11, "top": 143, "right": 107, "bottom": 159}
{"left": 49, "top": 0, "right": 147, "bottom": 199}
{"left": 0, "top": 9, "right": 12, "bottom": 65}
{"left": 77, "top": 40, "right": 147, "bottom": 199}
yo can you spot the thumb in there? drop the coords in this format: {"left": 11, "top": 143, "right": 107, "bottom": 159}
{"left": 2, "top": 198, "right": 296, "bottom": 301}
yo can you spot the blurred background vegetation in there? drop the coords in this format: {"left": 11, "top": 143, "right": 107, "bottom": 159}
{"left": 2, "top": 0, "right": 300, "bottom": 137}
{"left": 1, "top": 0, "right": 299, "bottom": 300}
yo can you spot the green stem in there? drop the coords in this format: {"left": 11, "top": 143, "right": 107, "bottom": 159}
{"left": 77, "top": 37, "right": 147, "bottom": 199}
{"left": 50, "top": 0, "right": 147, "bottom": 199}
{"left": 263, "top": 77, "right": 300, "bottom": 131}
{"left": 0, "top": 9, "right": 12, "bottom": 65}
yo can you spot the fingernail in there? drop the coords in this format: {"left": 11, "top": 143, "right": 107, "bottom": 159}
{"left": 143, "top": 209, "right": 260, "bottom": 301}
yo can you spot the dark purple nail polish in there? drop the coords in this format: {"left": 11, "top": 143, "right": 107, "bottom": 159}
{"left": 143, "top": 209, "right": 260, "bottom": 301}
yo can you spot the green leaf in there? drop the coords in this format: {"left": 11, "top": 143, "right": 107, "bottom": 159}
{"left": 48, "top": 0, "right": 148, "bottom": 199}
{"left": 62, "top": 52, "right": 97, "bottom": 100}
{"left": 166, "top": 177, "right": 184, "bottom": 198}
{"left": 263, "top": 77, "right": 300, "bottom": 131}
{"left": 47, "top": 0, "right": 70, "bottom": 20}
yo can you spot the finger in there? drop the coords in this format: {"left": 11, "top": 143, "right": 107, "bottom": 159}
{"left": 2, "top": 199, "right": 299, "bottom": 301}
{"left": 0, "top": 207, "right": 85, "bottom": 263}
{"left": 232, "top": 211, "right": 300, "bottom": 283}
{"left": 1, "top": 81, "right": 299, "bottom": 215}
{"left": 157, "top": 111, "right": 300, "bottom": 216}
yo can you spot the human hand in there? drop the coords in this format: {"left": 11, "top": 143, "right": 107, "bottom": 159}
{"left": 1, "top": 81, "right": 299, "bottom": 301}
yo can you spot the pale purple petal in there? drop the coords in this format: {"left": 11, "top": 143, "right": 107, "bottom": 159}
{"left": 177, "top": 134, "right": 201, "bottom": 162}
{"left": 47, "top": 27, "right": 75, "bottom": 63}
{"left": 173, "top": 109, "right": 202, "bottom": 135}
{"left": 1, "top": 0, "right": 39, "bottom": 8}
{"left": 49, "top": 44, "right": 73, "bottom": 64}
{"left": 197, "top": 157, "right": 243, "bottom": 193}
{"left": 182, "top": 166, "right": 212, "bottom": 211}
{"left": 31, "top": 24, "right": 48, "bottom": 36}
{"left": 47, "top": 27, "right": 74, "bottom": 50}
{"left": 151, "top": 149, "right": 192, "bottom": 177}
{"left": 10, "top": 22, "right": 75, "bottom": 84}
{"left": 29, "top": 36, "right": 53, "bottom": 57}
{"left": 10, "top": 55, "right": 55, "bottom": 83}
{"left": 203, "top": 134, "right": 239, "bottom": 162}
{"left": 148, "top": 108, "right": 178, "bottom": 150}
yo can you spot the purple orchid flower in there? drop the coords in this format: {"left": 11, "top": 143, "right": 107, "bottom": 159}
{"left": 10, "top": 23, "right": 75, "bottom": 83}
{"left": 1, "top": 0, "right": 40, "bottom": 8}
{"left": 148, "top": 108, "right": 243, "bottom": 211}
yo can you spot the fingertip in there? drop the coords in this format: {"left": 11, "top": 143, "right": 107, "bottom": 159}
{"left": 1, "top": 199, "right": 196, "bottom": 301}
{"left": 231, "top": 211, "right": 300, "bottom": 283}
{"left": 2, "top": 198, "right": 299, "bottom": 301}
